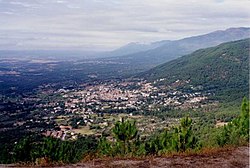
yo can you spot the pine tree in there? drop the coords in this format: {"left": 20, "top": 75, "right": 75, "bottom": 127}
{"left": 217, "top": 98, "right": 249, "bottom": 146}
{"left": 238, "top": 97, "right": 249, "bottom": 140}
{"left": 172, "top": 116, "right": 197, "bottom": 152}
{"left": 112, "top": 118, "right": 138, "bottom": 155}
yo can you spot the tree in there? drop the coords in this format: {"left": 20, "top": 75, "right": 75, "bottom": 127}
{"left": 238, "top": 97, "right": 249, "bottom": 140}
{"left": 172, "top": 116, "right": 198, "bottom": 152}
{"left": 217, "top": 98, "right": 249, "bottom": 146}
{"left": 97, "top": 137, "right": 112, "bottom": 156}
{"left": 13, "top": 137, "right": 33, "bottom": 162}
{"left": 112, "top": 118, "right": 138, "bottom": 155}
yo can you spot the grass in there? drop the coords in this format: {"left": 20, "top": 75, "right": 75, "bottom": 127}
{"left": 73, "top": 126, "right": 94, "bottom": 135}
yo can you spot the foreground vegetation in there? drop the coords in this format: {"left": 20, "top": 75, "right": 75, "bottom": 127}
{"left": 0, "top": 98, "right": 249, "bottom": 165}
{"left": 98, "top": 98, "right": 249, "bottom": 157}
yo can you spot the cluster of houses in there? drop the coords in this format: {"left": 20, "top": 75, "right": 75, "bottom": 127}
{"left": 36, "top": 79, "right": 212, "bottom": 140}
{"left": 43, "top": 125, "right": 80, "bottom": 140}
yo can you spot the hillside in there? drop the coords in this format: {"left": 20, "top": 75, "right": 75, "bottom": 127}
{"left": 99, "top": 27, "right": 250, "bottom": 69}
{"left": 142, "top": 39, "right": 249, "bottom": 102}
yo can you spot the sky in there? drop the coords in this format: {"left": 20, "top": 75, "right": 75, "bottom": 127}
{"left": 0, "top": 0, "right": 249, "bottom": 51}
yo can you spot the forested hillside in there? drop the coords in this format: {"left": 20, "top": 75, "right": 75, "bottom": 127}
{"left": 142, "top": 39, "right": 249, "bottom": 103}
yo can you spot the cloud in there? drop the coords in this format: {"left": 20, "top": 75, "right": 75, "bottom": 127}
{"left": 0, "top": 0, "right": 249, "bottom": 50}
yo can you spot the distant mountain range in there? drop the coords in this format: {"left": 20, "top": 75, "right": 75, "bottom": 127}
{"left": 97, "top": 40, "right": 172, "bottom": 58}
{"left": 142, "top": 38, "right": 249, "bottom": 102}
{"left": 99, "top": 27, "right": 250, "bottom": 70}
{"left": 0, "top": 27, "right": 249, "bottom": 66}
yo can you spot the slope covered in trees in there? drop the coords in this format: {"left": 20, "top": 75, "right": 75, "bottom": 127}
{"left": 142, "top": 39, "right": 249, "bottom": 103}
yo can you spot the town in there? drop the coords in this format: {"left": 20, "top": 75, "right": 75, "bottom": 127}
{"left": 0, "top": 78, "right": 215, "bottom": 141}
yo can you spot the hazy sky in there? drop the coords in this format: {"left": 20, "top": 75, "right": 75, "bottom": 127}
{"left": 0, "top": 0, "right": 249, "bottom": 51}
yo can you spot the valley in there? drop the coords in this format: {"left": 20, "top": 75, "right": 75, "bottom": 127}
{"left": 0, "top": 0, "right": 249, "bottom": 165}
{"left": 0, "top": 38, "right": 248, "bottom": 141}
{"left": 0, "top": 31, "right": 249, "bottom": 166}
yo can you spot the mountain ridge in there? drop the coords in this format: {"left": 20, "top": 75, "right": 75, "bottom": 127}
{"left": 96, "top": 27, "right": 250, "bottom": 72}
{"left": 141, "top": 38, "right": 249, "bottom": 102}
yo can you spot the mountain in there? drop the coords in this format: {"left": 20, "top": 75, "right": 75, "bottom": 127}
{"left": 142, "top": 38, "right": 249, "bottom": 102}
{"left": 96, "top": 40, "right": 171, "bottom": 58}
{"left": 100, "top": 27, "right": 250, "bottom": 70}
